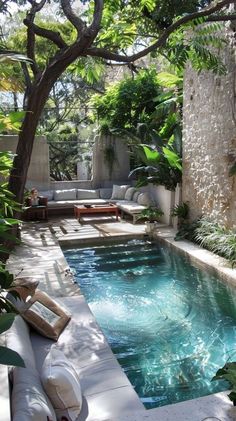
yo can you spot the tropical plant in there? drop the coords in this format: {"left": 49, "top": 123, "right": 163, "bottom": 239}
{"left": 175, "top": 216, "right": 236, "bottom": 267}
{"left": 0, "top": 151, "right": 24, "bottom": 367}
{"left": 194, "top": 217, "right": 236, "bottom": 267}
{"left": 171, "top": 202, "right": 189, "bottom": 219}
{"left": 129, "top": 135, "right": 182, "bottom": 191}
{"left": 137, "top": 206, "right": 164, "bottom": 222}
{"left": 212, "top": 362, "right": 236, "bottom": 405}
{"left": 0, "top": 108, "right": 25, "bottom": 367}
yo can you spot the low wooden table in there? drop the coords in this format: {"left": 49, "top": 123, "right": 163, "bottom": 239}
{"left": 24, "top": 205, "right": 48, "bottom": 221}
{"left": 74, "top": 203, "right": 119, "bottom": 222}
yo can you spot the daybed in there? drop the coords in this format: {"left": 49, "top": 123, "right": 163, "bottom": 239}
{"left": 6, "top": 294, "right": 144, "bottom": 421}
{"left": 40, "top": 185, "right": 154, "bottom": 223}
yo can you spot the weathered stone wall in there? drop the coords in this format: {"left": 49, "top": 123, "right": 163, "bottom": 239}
{"left": 183, "top": 32, "right": 236, "bottom": 228}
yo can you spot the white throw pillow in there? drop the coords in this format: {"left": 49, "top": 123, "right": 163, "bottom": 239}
{"left": 133, "top": 191, "right": 141, "bottom": 202}
{"left": 41, "top": 348, "right": 82, "bottom": 421}
{"left": 39, "top": 190, "right": 54, "bottom": 201}
{"left": 12, "top": 367, "right": 57, "bottom": 421}
{"left": 124, "top": 187, "right": 136, "bottom": 201}
{"left": 99, "top": 188, "right": 112, "bottom": 199}
{"left": 137, "top": 192, "right": 152, "bottom": 206}
{"left": 77, "top": 189, "right": 99, "bottom": 199}
{"left": 6, "top": 315, "right": 36, "bottom": 369}
{"left": 111, "top": 185, "right": 130, "bottom": 200}
{"left": 54, "top": 189, "right": 77, "bottom": 201}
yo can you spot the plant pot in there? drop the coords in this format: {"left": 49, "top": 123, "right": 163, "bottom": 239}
{"left": 145, "top": 221, "right": 157, "bottom": 234}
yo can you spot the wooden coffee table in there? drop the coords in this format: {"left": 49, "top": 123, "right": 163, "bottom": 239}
{"left": 74, "top": 203, "right": 119, "bottom": 222}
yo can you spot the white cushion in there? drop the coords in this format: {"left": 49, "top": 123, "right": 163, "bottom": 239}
{"left": 124, "top": 187, "right": 136, "bottom": 201}
{"left": 77, "top": 189, "right": 99, "bottom": 199}
{"left": 111, "top": 185, "right": 130, "bottom": 200}
{"left": 54, "top": 189, "right": 77, "bottom": 201}
{"left": 12, "top": 367, "right": 56, "bottom": 421}
{"left": 47, "top": 199, "right": 107, "bottom": 208}
{"left": 6, "top": 315, "right": 36, "bottom": 369}
{"left": 99, "top": 188, "right": 112, "bottom": 199}
{"left": 137, "top": 192, "right": 152, "bottom": 206}
{"left": 133, "top": 191, "right": 141, "bottom": 202}
{"left": 116, "top": 200, "right": 146, "bottom": 213}
{"left": 41, "top": 348, "right": 82, "bottom": 421}
{"left": 39, "top": 190, "right": 54, "bottom": 201}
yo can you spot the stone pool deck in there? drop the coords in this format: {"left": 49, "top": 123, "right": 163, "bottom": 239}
{"left": 5, "top": 217, "right": 236, "bottom": 421}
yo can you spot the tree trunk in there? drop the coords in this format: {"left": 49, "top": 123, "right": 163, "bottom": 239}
{"left": 8, "top": 85, "right": 50, "bottom": 214}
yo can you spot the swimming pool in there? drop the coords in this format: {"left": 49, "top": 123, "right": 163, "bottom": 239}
{"left": 63, "top": 239, "right": 236, "bottom": 408}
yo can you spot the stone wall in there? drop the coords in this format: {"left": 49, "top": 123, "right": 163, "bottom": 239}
{"left": 182, "top": 32, "right": 236, "bottom": 228}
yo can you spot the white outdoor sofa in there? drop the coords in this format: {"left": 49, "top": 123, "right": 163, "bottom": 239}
{"left": 39, "top": 186, "right": 153, "bottom": 223}
{"left": 5, "top": 294, "right": 144, "bottom": 421}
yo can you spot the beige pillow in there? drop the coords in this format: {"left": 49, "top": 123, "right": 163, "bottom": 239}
{"left": 124, "top": 187, "right": 136, "bottom": 201}
{"left": 111, "top": 184, "right": 130, "bottom": 200}
{"left": 41, "top": 348, "right": 82, "bottom": 421}
{"left": 137, "top": 192, "right": 152, "bottom": 206}
{"left": 9, "top": 276, "right": 39, "bottom": 301}
{"left": 12, "top": 367, "right": 57, "bottom": 421}
{"left": 22, "top": 291, "right": 71, "bottom": 341}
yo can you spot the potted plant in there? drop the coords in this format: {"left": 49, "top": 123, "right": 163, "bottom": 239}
{"left": 137, "top": 206, "right": 164, "bottom": 234}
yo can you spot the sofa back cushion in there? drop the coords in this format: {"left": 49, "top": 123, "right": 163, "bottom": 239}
{"left": 111, "top": 185, "right": 130, "bottom": 200}
{"left": 124, "top": 187, "right": 136, "bottom": 201}
{"left": 7, "top": 315, "right": 36, "bottom": 369}
{"left": 137, "top": 192, "right": 152, "bottom": 206}
{"left": 41, "top": 348, "right": 82, "bottom": 421}
{"left": 39, "top": 190, "right": 54, "bottom": 201}
{"left": 12, "top": 367, "right": 57, "bottom": 421}
{"left": 54, "top": 189, "right": 77, "bottom": 201}
{"left": 99, "top": 188, "right": 112, "bottom": 199}
{"left": 77, "top": 189, "right": 99, "bottom": 200}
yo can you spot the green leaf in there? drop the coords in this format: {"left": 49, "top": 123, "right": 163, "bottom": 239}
{"left": 162, "top": 146, "right": 182, "bottom": 170}
{"left": 229, "top": 162, "right": 236, "bottom": 177}
{"left": 156, "top": 72, "right": 183, "bottom": 88}
{"left": 0, "top": 345, "right": 25, "bottom": 367}
{"left": 0, "top": 313, "right": 15, "bottom": 334}
{"left": 141, "top": 145, "right": 160, "bottom": 163}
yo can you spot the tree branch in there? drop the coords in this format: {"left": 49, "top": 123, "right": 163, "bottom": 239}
{"left": 207, "top": 14, "right": 236, "bottom": 21}
{"left": 60, "top": 0, "right": 86, "bottom": 35}
{"left": 25, "top": 0, "right": 47, "bottom": 78}
{"left": 87, "top": 0, "right": 103, "bottom": 37}
{"left": 24, "top": 19, "right": 68, "bottom": 49}
{"left": 85, "top": 0, "right": 236, "bottom": 63}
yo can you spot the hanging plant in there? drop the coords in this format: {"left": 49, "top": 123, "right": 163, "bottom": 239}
{"left": 104, "top": 144, "right": 116, "bottom": 179}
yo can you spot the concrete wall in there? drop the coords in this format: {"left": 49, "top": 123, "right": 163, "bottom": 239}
{"left": 92, "top": 134, "right": 130, "bottom": 188}
{"left": 148, "top": 184, "right": 179, "bottom": 225}
{"left": 182, "top": 30, "right": 236, "bottom": 228}
{"left": 0, "top": 135, "right": 50, "bottom": 190}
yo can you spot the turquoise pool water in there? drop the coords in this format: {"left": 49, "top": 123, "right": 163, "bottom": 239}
{"left": 63, "top": 239, "right": 236, "bottom": 408}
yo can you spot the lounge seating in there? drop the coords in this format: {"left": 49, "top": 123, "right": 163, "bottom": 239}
{"left": 39, "top": 185, "right": 154, "bottom": 223}
{"left": 6, "top": 295, "right": 144, "bottom": 420}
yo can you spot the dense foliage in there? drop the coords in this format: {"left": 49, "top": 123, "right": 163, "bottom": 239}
{"left": 91, "top": 70, "right": 163, "bottom": 135}
{"left": 175, "top": 217, "right": 236, "bottom": 268}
